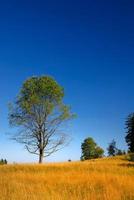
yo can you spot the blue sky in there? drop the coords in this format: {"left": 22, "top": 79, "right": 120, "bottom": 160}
{"left": 0, "top": 0, "right": 134, "bottom": 162}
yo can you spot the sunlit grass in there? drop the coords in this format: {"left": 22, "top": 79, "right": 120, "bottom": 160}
{"left": 0, "top": 156, "right": 133, "bottom": 200}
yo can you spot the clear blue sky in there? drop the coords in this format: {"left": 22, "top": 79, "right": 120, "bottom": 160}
{"left": 0, "top": 0, "right": 134, "bottom": 162}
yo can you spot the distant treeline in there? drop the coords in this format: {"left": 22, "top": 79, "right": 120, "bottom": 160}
{"left": 0, "top": 159, "right": 7, "bottom": 165}
{"left": 80, "top": 137, "right": 126, "bottom": 161}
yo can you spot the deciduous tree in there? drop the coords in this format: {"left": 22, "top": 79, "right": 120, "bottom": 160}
{"left": 81, "top": 137, "right": 104, "bottom": 160}
{"left": 9, "top": 76, "right": 74, "bottom": 163}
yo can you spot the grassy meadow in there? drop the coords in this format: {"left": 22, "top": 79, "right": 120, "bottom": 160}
{"left": 0, "top": 156, "right": 134, "bottom": 200}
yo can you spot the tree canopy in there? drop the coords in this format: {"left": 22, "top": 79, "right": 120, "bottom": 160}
{"left": 9, "top": 76, "right": 75, "bottom": 163}
{"left": 81, "top": 137, "right": 104, "bottom": 160}
{"left": 107, "top": 139, "right": 117, "bottom": 156}
{"left": 125, "top": 113, "right": 134, "bottom": 152}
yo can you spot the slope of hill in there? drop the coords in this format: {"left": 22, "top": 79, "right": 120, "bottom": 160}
{"left": 0, "top": 156, "right": 134, "bottom": 200}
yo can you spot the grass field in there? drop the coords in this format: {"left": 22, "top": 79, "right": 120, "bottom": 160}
{"left": 0, "top": 156, "right": 134, "bottom": 200}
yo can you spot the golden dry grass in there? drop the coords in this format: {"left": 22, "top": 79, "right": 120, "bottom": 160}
{"left": 0, "top": 156, "right": 134, "bottom": 200}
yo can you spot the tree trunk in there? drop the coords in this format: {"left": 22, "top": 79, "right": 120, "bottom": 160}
{"left": 39, "top": 149, "right": 43, "bottom": 164}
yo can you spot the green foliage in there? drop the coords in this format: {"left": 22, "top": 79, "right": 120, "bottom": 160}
{"left": 81, "top": 137, "right": 104, "bottom": 160}
{"left": 107, "top": 140, "right": 117, "bottom": 156}
{"left": 0, "top": 159, "right": 7, "bottom": 165}
{"left": 125, "top": 113, "right": 134, "bottom": 152}
{"left": 116, "top": 149, "right": 126, "bottom": 156}
{"left": 116, "top": 149, "right": 123, "bottom": 155}
{"left": 9, "top": 76, "right": 75, "bottom": 163}
{"left": 9, "top": 76, "right": 72, "bottom": 126}
{"left": 94, "top": 146, "right": 104, "bottom": 158}
{"left": 107, "top": 140, "right": 126, "bottom": 156}
{"left": 19, "top": 76, "right": 63, "bottom": 112}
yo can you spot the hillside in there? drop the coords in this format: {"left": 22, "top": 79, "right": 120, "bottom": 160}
{"left": 0, "top": 156, "right": 134, "bottom": 200}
